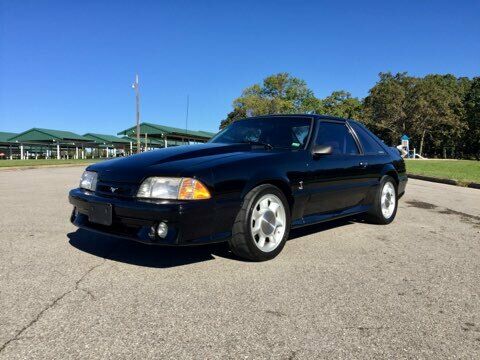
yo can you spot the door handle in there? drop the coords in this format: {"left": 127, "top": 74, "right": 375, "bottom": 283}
{"left": 359, "top": 161, "right": 368, "bottom": 168}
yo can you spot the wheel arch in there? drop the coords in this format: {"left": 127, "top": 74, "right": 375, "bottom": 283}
{"left": 241, "top": 176, "right": 294, "bottom": 213}
{"left": 381, "top": 164, "right": 399, "bottom": 187}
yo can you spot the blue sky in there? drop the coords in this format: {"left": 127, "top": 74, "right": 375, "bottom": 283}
{"left": 1, "top": 0, "right": 479, "bottom": 135}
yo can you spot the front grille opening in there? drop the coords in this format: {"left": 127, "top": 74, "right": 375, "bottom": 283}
{"left": 95, "top": 182, "right": 138, "bottom": 199}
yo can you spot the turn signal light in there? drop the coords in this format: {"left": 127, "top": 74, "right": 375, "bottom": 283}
{"left": 178, "top": 178, "right": 211, "bottom": 200}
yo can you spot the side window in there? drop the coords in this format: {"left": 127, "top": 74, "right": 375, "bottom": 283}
{"left": 350, "top": 122, "right": 385, "bottom": 155}
{"left": 315, "top": 122, "right": 359, "bottom": 155}
{"left": 291, "top": 125, "right": 310, "bottom": 149}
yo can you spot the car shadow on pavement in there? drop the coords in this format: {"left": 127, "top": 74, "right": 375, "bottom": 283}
{"left": 68, "top": 229, "right": 233, "bottom": 268}
{"left": 288, "top": 217, "right": 355, "bottom": 240}
{"left": 68, "top": 218, "right": 355, "bottom": 268}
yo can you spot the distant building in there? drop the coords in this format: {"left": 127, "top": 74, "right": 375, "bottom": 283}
{"left": 117, "top": 122, "right": 216, "bottom": 148}
{"left": 0, "top": 123, "right": 217, "bottom": 160}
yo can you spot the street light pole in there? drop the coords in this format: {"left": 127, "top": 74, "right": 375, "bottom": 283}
{"left": 132, "top": 74, "right": 141, "bottom": 154}
{"left": 185, "top": 94, "right": 189, "bottom": 145}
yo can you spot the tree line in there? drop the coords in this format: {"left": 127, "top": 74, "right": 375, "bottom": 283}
{"left": 219, "top": 72, "right": 480, "bottom": 159}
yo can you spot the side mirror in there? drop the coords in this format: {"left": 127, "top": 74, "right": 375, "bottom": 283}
{"left": 312, "top": 144, "right": 333, "bottom": 157}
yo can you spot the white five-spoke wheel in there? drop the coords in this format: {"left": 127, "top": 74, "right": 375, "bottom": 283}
{"left": 229, "top": 184, "right": 291, "bottom": 261}
{"left": 250, "top": 194, "right": 286, "bottom": 252}
{"left": 381, "top": 181, "right": 396, "bottom": 219}
{"left": 366, "top": 175, "right": 398, "bottom": 225}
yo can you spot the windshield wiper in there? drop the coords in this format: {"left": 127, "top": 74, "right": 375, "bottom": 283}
{"left": 239, "top": 140, "right": 273, "bottom": 149}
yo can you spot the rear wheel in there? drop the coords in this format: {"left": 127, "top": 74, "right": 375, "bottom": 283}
{"left": 229, "top": 184, "right": 291, "bottom": 261}
{"left": 366, "top": 175, "right": 398, "bottom": 224}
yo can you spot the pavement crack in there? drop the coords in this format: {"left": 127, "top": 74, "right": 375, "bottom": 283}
{"left": 79, "top": 287, "right": 96, "bottom": 300}
{"left": 0, "top": 288, "right": 73, "bottom": 354}
{"left": 0, "top": 259, "right": 106, "bottom": 354}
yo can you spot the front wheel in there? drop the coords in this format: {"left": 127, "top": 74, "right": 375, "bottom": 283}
{"left": 366, "top": 175, "right": 398, "bottom": 224}
{"left": 228, "top": 184, "right": 291, "bottom": 261}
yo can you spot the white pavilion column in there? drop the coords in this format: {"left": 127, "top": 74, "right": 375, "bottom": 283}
{"left": 129, "top": 141, "right": 133, "bottom": 155}
{"left": 75, "top": 147, "right": 79, "bottom": 159}
{"left": 164, "top": 135, "right": 168, "bottom": 148}
{"left": 106, "top": 147, "right": 109, "bottom": 158}
{"left": 113, "top": 148, "right": 117, "bottom": 157}
{"left": 56, "top": 144, "right": 60, "bottom": 159}
{"left": 20, "top": 144, "right": 24, "bottom": 160}
{"left": 81, "top": 148, "right": 85, "bottom": 159}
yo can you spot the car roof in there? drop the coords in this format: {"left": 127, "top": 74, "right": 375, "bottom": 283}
{"left": 245, "top": 114, "right": 349, "bottom": 122}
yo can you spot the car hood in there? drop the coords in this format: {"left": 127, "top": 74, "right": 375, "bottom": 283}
{"left": 89, "top": 143, "right": 263, "bottom": 183}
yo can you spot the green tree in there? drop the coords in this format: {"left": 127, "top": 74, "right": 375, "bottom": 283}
{"left": 321, "top": 90, "right": 362, "bottom": 119}
{"left": 219, "top": 73, "right": 319, "bottom": 129}
{"left": 219, "top": 107, "right": 246, "bottom": 130}
{"left": 463, "top": 77, "right": 480, "bottom": 159}
{"left": 219, "top": 71, "right": 475, "bottom": 160}
{"left": 408, "top": 75, "right": 467, "bottom": 156}
{"left": 363, "top": 72, "right": 416, "bottom": 146}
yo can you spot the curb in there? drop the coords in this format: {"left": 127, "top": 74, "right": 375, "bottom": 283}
{"left": 468, "top": 182, "right": 480, "bottom": 189}
{"left": 408, "top": 173, "right": 480, "bottom": 189}
{"left": 0, "top": 163, "right": 94, "bottom": 171}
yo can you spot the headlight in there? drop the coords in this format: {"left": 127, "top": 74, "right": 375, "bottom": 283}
{"left": 137, "top": 177, "right": 211, "bottom": 200}
{"left": 79, "top": 171, "right": 98, "bottom": 191}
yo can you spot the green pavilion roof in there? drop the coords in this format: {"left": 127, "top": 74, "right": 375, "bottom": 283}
{"left": 83, "top": 133, "right": 131, "bottom": 144}
{"left": 0, "top": 132, "right": 18, "bottom": 143}
{"left": 117, "top": 122, "right": 216, "bottom": 140}
{"left": 9, "top": 128, "right": 90, "bottom": 143}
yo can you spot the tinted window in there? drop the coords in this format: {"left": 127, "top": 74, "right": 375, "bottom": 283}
{"left": 210, "top": 117, "right": 312, "bottom": 149}
{"left": 350, "top": 122, "right": 385, "bottom": 155}
{"left": 315, "top": 122, "right": 359, "bottom": 155}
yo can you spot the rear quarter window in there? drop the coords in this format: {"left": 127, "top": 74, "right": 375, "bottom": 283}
{"left": 350, "top": 122, "right": 386, "bottom": 155}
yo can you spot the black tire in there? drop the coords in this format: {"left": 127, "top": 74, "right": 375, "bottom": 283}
{"left": 228, "top": 184, "right": 291, "bottom": 261}
{"left": 365, "top": 175, "right": 398, "bottom": 225}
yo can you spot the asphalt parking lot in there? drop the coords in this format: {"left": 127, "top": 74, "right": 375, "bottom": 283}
{"left": 0, "top": 166, "right": 479, "bottom": 359}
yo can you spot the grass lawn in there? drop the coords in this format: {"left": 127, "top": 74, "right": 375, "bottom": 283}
{"left": 0, "top": 159, "right": 102, "bottom": 168}
{"left": 406, "top": 159, "right": 480, "bottom": 184}
{"left": 2, "top": 158, "right": 479, "bottom": 185}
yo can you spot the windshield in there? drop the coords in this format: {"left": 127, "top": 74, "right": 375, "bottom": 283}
{"left": 210, "top": 117, "right": 312, "bottom": 150}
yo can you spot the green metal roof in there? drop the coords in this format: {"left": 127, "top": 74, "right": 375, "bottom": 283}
{"left": 121, "top": 136, "right": 184, "bottom": 147}
{"left": 198, "top": 130, "right": 217, "bottom": 137}
{"left": 0, "top": 132, "right": 18, "bottom": 143}
{"left": 9, "top": 128, "right": 90, "bottom": 143}
{"left": 83, "top": 133, "right": 131, "bottom": 144}
{"left": 117, "top": 122, "right": 215, "bottom": 140}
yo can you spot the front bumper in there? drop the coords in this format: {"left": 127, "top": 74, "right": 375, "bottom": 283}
{"left": 69, "top": 188, "right": 227, "bottom": 245}
{"left": 398, "top": 173, "right": 408, "bottom": 197}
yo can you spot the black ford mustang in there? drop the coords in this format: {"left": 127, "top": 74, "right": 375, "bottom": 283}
{"left": 69, "top": 115, "right": 407, "bottom": 261}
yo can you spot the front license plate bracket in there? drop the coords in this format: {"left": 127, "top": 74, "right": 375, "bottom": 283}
{"left": 89, "top": 203, "right": 113, "bottom": 226}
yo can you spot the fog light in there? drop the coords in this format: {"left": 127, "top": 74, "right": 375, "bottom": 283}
{"left": 157, "top": 222, "right": 168, "bottom": 238}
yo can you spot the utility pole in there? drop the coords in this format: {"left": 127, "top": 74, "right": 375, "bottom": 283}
{"left": 185, "top": 95, "right": 189, "bottom": 145}
{"left": 132, "top": 74, "right": 141, "bottom": 154}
